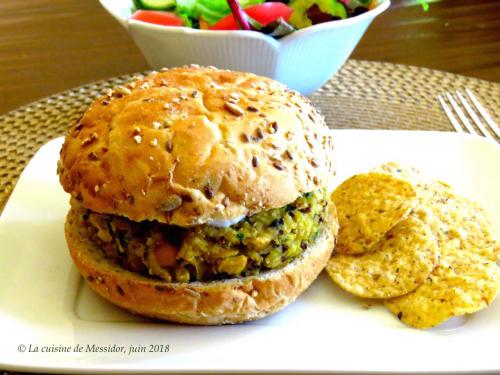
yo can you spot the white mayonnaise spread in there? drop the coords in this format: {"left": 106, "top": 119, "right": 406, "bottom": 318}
{"left": 207, "top": 214, "right": 246, "bottom": 228}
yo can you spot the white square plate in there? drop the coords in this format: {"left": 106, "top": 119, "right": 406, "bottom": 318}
{"left": 1, "top": 130, "right": 499, "bottom": 374}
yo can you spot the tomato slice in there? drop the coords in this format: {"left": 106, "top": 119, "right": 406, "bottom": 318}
{"left": 130, "top": 10, "right": 183, "bottom": 27}
{"left": 210, "top": 3, "right": 293, "bottom": 31}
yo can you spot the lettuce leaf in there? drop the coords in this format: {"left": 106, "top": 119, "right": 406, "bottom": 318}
{"left": 176, "top": 0, "right": 264, "bottom": 25}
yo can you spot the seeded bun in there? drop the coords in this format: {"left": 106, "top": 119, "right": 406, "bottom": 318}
{"left": 58, "top": 66, "right": 335, "bottom": 226}
{"left": 65, "top": 203, "right": 338, "bottom": 325}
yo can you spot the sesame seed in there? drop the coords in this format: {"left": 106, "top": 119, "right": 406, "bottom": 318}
{"left": 222, "top": 197, "right": 230, "bottom": 207}
{"left": 180, "top": 94, "right": 188, "bottom": 101}
{"left": 81, "top": 132, "right": 97, "bottom": 147}
{"left": 227, "top": 93, "right": 240, "bottom": 104}
{"left": 152, "top": 121, "right": 161, "bottom": 129}
{"left": 133, "top": 127, "right": 141, "bottom": 135}
{"left": 241, "top": 133, "right": 251, "bottom": 143}
{"left": 251, "top": 290, "right": 258, "bottom": 297}
{"left": 247, "top": 105, "right": 259, "bottom": 113}
{"left": 252, "top": 156, "right": 259, "bottom": 167}
{"left": 128, "top": 82, "right": 136, "bottom": 89}
{"left": 160, "top": 79, "right": 169, "bottom": 86}
{"left": 114, "top": 85, "right": 131, "bottom": 96}
{"left": 105, "top": 89, "right": 113, "bottom": 97}
{"left": 150, "top": 138, "right": 158, "bottom": 147}
{"left": 284, "top": 150, "right": 293, "bottom": 160}
{"left": 191, "top": 90, "right": 199, "bottom": 98}
{"left": 141, "top": 189, "right": 146, "bottom": 196}
{"left": 224, "top": 102, "right": 244, "bottom": 116}
{"left": 172, "top": 98, "right": 180, "bottom": 104}
{"left": 101, "top": 100, "right": 110, "bottom": 106}
{"left": 313, "top": 176, "right": 319, "bottom": 185}
{"left": 310, "top": 159, "right": 319, "bottom": 167}
{"left": 163, "top": 103, "right": 171, "bottom": 109}
{"left": 133, "top": 135, "right": 142, "bottom": 144}
{"left": 140, "top": 82, "right": 151, "bottom": 90}
{"left": 94, "top": 185, "right": 100, "bottom": 193}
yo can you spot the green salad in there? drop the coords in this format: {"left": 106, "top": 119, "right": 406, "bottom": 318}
{"left": 130, "top": 0, "right": 387, "bottom": 38}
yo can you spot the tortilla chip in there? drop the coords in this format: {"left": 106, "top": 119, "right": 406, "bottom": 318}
{"left": 419, "top": 182, "right": 499, "bottom": 261}
{"left": 326, "top": 216, "right": 438, "bottom": 298}
{"left": 384, "top": 250, "right": 500, "bottom": 329}
{"left": 332, "top": 172, "right": 417, "bottom": 255}
{"left": 373, "top": 163, "right": 499, "bottom": 261}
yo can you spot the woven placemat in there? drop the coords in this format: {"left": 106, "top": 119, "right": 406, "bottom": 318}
{"left": 1, "top": 60, "right": 499, "bottom": 214}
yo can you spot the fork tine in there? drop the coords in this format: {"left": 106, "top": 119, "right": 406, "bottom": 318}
{"left": 446, "top": 93, "right": 477, "bottom": 135}
{"left": 438, "top": 95, "right": 464, "bottom": 133}
{"left": 456, "top": 91, "right": 495, "bottom": 141}
{"left": 465, "top": 88, "right": 500, "bottom": 138}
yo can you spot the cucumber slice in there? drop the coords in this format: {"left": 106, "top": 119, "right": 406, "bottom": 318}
{"left": 135, "top": 0, "right": 176, "bottom": 10}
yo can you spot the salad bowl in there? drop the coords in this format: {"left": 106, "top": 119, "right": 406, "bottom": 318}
{"left": 100, "top": 0, "right": 390, "bottom": 94}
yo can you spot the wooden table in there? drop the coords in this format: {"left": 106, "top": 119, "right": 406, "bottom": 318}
{"left": 0, "top": 0, "right": 499, "bottom": 115}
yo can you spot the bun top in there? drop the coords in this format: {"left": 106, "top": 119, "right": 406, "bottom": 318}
{"left": 59, "top": 66, "right": 335, "bottom": 226}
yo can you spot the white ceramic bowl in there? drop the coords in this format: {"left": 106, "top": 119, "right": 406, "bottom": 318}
{"left": 100, "top": 0, "right": 390, "bottom": 94}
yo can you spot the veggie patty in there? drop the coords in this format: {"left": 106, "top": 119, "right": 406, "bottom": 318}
{"left": 74, "top": 189, "right": 329, "bottom": 282}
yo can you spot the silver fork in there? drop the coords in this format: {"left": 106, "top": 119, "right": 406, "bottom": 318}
{"left": 438, "top": 88, "right": 500, "bottom": 143}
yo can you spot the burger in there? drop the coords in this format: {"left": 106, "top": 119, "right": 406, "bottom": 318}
{"left": 58, "top": 65, "right": 338, "bottom": 325}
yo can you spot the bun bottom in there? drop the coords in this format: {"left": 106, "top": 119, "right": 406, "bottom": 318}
{"left": 65, "top": 208, "right": 337, "bottom": 325}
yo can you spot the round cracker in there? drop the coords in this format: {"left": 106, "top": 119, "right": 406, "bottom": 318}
{"left": 326, "top": 216, "right": 438, "bottom": 298}
{"left": 332, "top": 172, "right": 417, "bottom": 255}
{"left": 416, "top": 182, "right": 500, "bottom": 262}
{"left": 373, "top": 163, "right": 499, "bottom": 262}
{"left": 384, "top": 250, "right": 500, "bottom": 329}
